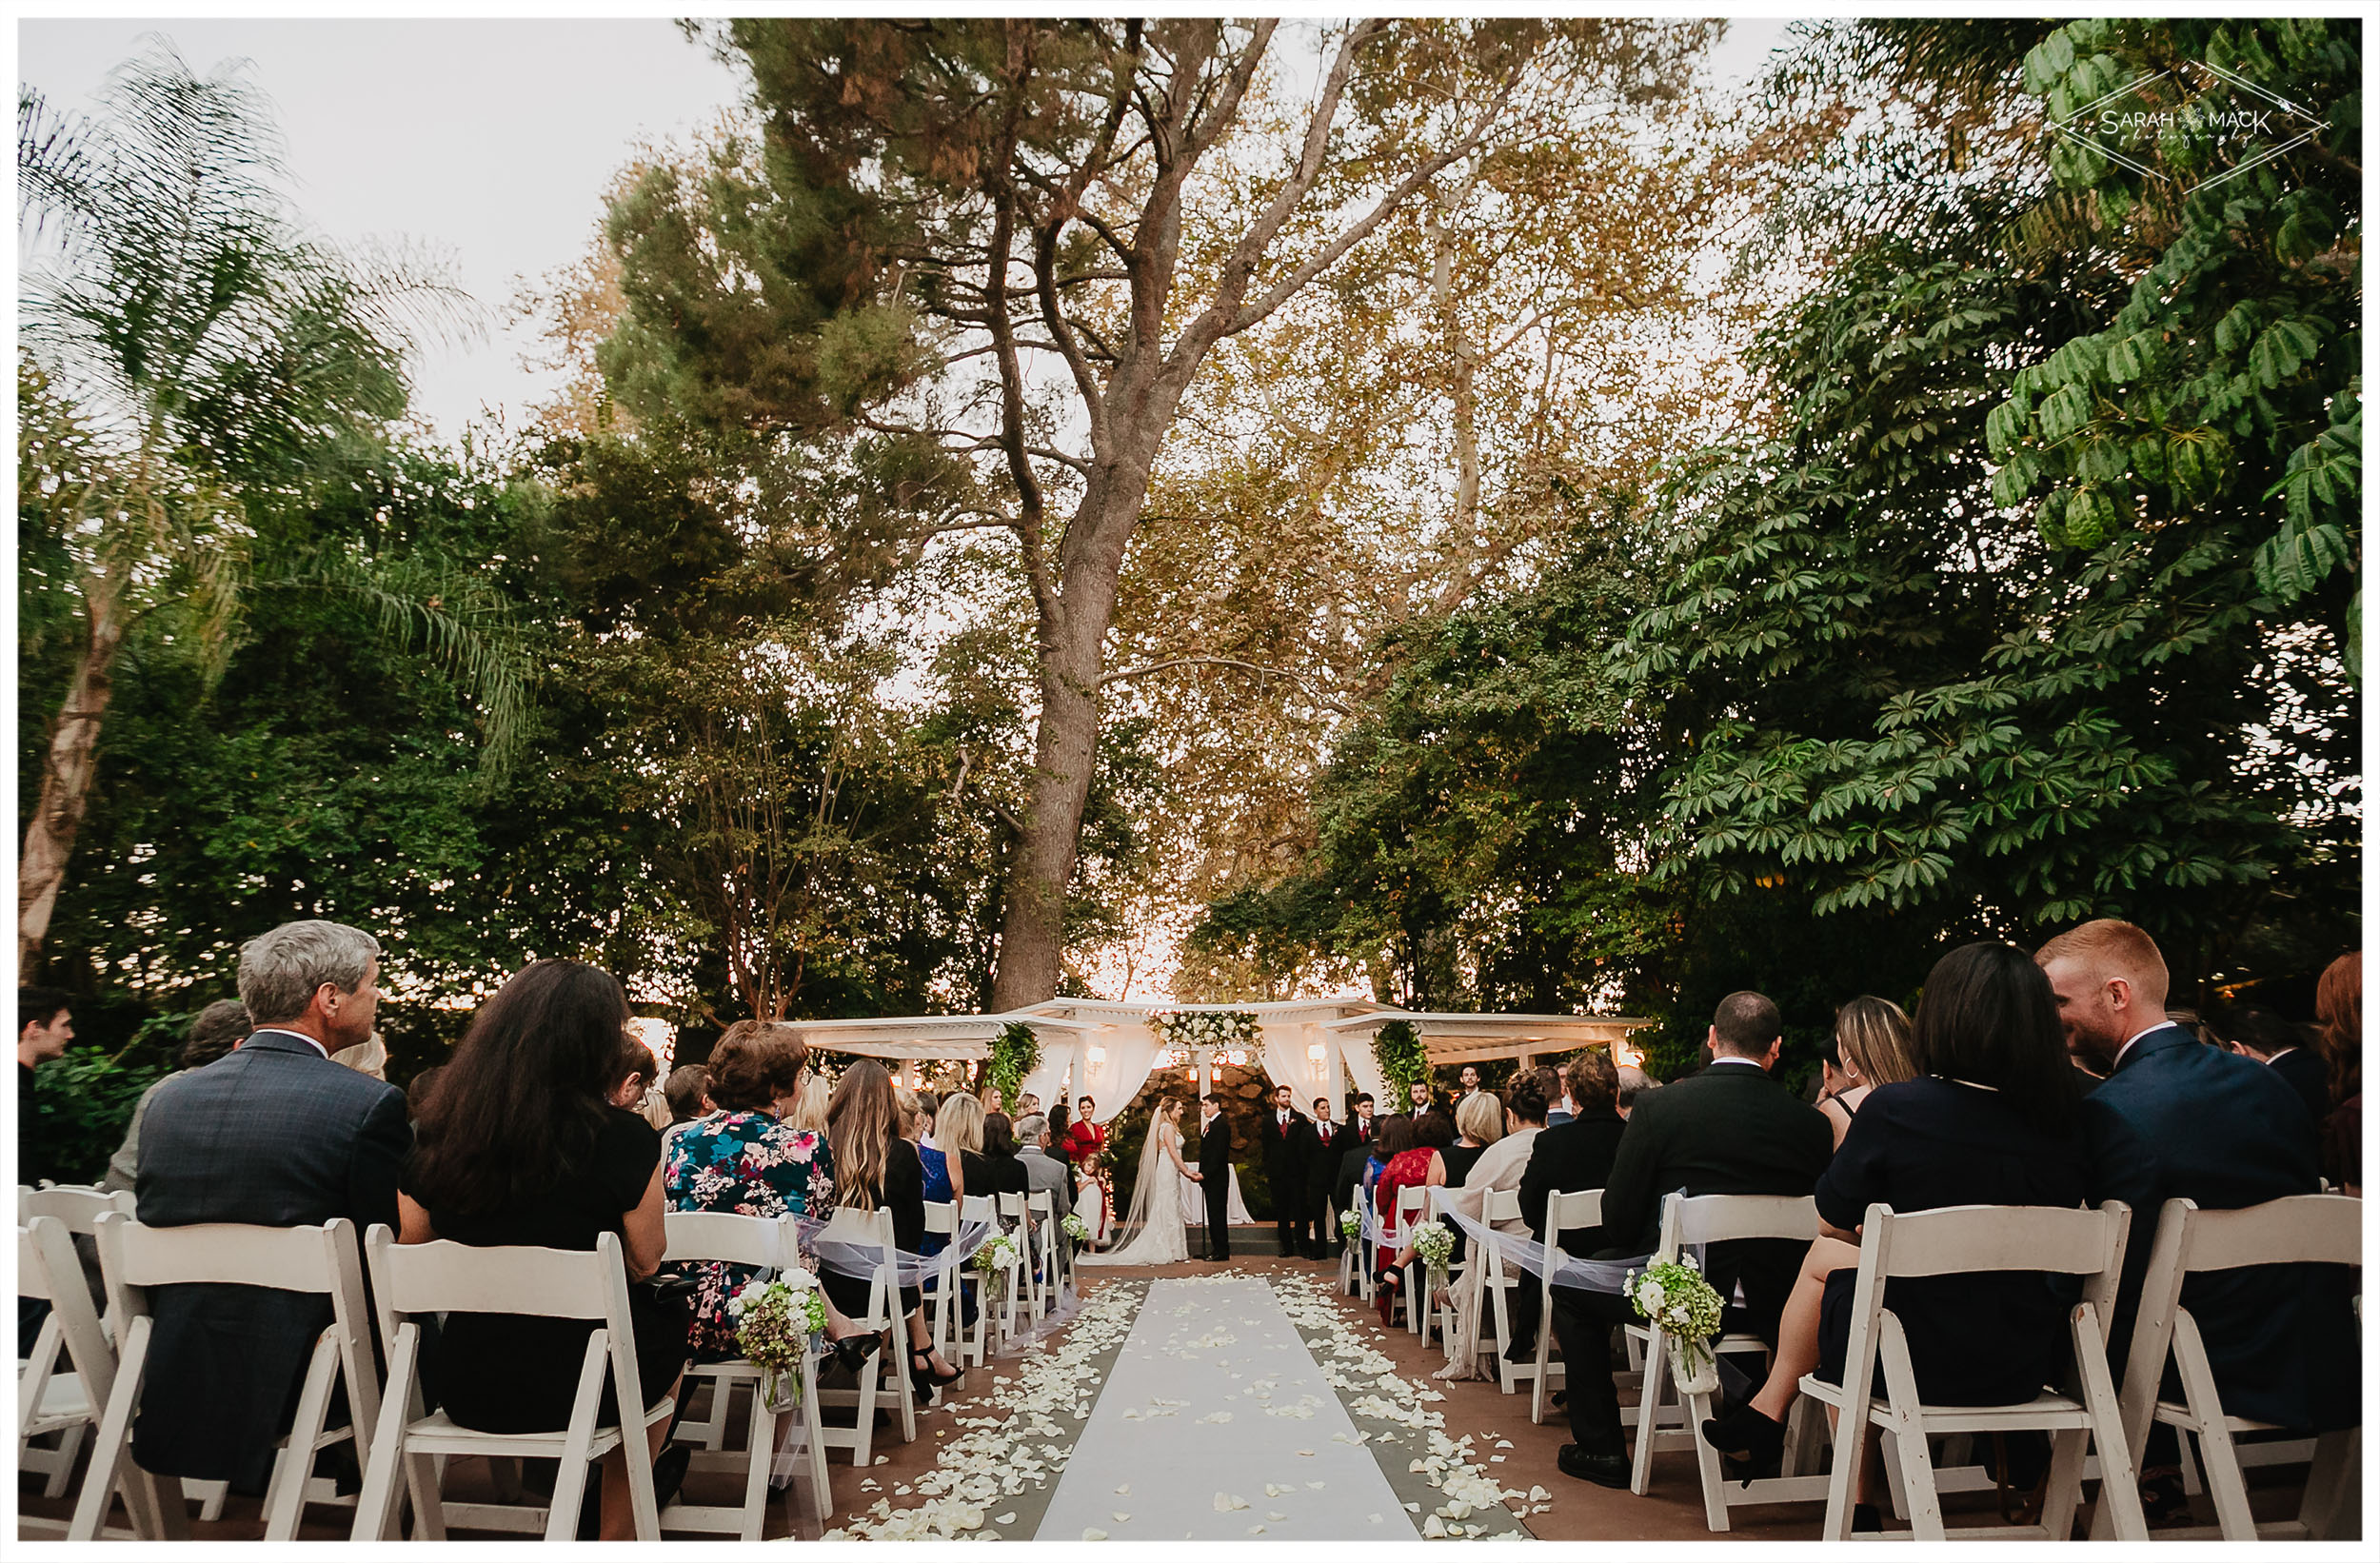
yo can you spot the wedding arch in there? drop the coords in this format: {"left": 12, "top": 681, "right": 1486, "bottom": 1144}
{"left": 779, "top": 999, "right": 1651, "bottom": 1124}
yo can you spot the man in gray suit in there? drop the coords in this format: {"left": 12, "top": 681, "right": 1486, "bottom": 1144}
{"left": 132, "top": 920, "right": 410, "bottom": 1494}
{"left": 1011, "top": 1113, "right": 1072, "bottom": 1218}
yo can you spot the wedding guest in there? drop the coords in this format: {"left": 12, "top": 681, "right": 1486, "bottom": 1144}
{"left": 406, "top": 1063, "right": 446, "bottom": 1123}
{"left": 100, "top": 999, "right": 248, "bottom": 1195}
{"left": 787, "top": 1071, "right": 831, "bottom": 1136}
{"left": 1441, "top": 1090, "right": 1502, "bottom": 1184}
{"left": 2217, "top": 1004, "right": 2328, "bottom": 1126}
{"left": 825, "top": 1059, "right": 962, "bottom": 1394}
{"left": 1815, "top": 996, "right": 1917, "bottom": 1149}
{"left": 1615, "top": 1065, "right": 1656, "bottom": 1118}
{"left": 2314, "top": 952, "right": 2359, "bottom": 1192}
{"left": 982, "top": 1084, "right": 1004, "bottom": 1117}
{"left": 1703, "top": 945, "right": 2086, "bottom": 1519}
{"left": 1372, "top": 1115, "right": 1442, "bottom": 1320}
{"left": 399, "top": 958, "right": 684, "bottom": 1539}
{"left": 1013, "top": 1112, "right": 1073, "bottom": 1218}
{"left": 662, "top": 1020, "right": 836, "bottom": 1359}
{"left": 1407, "top": 1078, "right": 1436, "bottom": 1115}
{"left": 1546, "top": 991, "right": 1832, "bottom": 1488}
{"left": 937, "top": 1092, "right": 982, "bottom": 1200}
{"left": 608, "top": 1039, "right": 660, "bottom": 1109}
{"left": 1047, "top": 1100, "right": 1070, "bottom": 1155}
{"left": 916, "top": 1088, "right": 943, "bottom": 1148}
{"left": 2039, "top": 919, "right": 2357, "bottom": 1524}
{"left": 975, "top": 1111, "right": 1032, "bottom": 1200}
{"left": 1430, "top": 1073, "right": 1552, "bottom": 1373}
{"left": 1456, "top": 1063, "right": 1485, "bottom": 1103}
{"left": 133, "top": 922, "right": 408, "bottom": 1498}
{"left": 1537, "top": 1064, "right": 1576, "bottom": 1127}
{"left": 18, "top": 986, "right": 73, "bottom": 1179}
{"left": 1512, "top": 1052, "right": 1625, "bottom": 1361}
{"left": 663, "top": 1063, "right": 715, "bottom": 1125}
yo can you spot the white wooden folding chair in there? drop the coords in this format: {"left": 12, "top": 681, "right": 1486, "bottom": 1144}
{"left": 74, "top": 1214, "right": 379, "bottom": 1543}
{"left": 995, "top": 1192, "right": 1034, "bottom": 1338}
{"left": 1800, "top": 1199, "right": 2149, "bottom": 1542}
{"left": 1530, "top": 1189, "right": 1600, "bottom": 1425}
{"left": 19, "top": 1215, "right": 169, "bottom": 1539}
{"left": 1626, "top": 1192, "right": 1825, "bottom": 1531}
{"left": 2101, "top": 1194, "right": 2361, "bottom": 1541}
{"left": 350, "top": 1225, "right": 671, "bottom": 1541}
{"left": 920, "top": 1200, "right": 962, "bottom": 1366}
{"left": 811, "top": 1205, "right": 915, "bottom": 1469}
{"left": 1393, "top": 1185, "right": 1429, "bottom": 1335}
{"left": 1025, "top": 1189, "right": 1059, "bottom": 1320}
{"left": 16, "top": 1186, "right": 130, "bottom": 1496}
{"left": 958, "top": 1195, "right": 997, "bottom": 1367}
{"left": 659, "top": 1210, "right": 829, "bottom": 1536}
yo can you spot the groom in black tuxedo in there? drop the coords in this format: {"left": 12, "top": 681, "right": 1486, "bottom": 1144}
{"left": 1197, "top": 1093, "right": 1234, "bottom": 1260}
{"left": 1259, "top": 1084, "right": 1315, "bottom": 1259}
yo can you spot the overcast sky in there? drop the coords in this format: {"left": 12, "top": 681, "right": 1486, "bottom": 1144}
{"left": 18, "top": 14, "right": 1798, "bottom": 444}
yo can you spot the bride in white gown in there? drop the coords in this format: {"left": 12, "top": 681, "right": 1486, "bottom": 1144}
{"left": 1081, "top": 1097, "right": 1194, "bottom": 1266}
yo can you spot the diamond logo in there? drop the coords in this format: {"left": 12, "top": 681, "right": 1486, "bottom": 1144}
{"left": 2047, "top": 56, "right": 2330, "bottom": 195}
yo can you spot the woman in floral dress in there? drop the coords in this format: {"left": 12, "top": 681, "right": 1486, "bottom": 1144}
{"left": 664, "top": 1020, "right": 837, "bottom": 1360}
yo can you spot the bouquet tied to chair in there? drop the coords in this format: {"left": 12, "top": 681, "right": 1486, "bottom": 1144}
{"left": 729, "top": 1264, "right": 829, "bottom": 1412}
{"left": 1624, "top": 1253, "right": 1724, "bottom": 1394}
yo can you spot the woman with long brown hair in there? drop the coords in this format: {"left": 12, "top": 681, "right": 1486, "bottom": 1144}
{"left": 823, "top": 1059, "right": 962, "bottom": 1394}
{"left": 1815, "top": 996, "right": 1917, "bottom": 1148}
{"left": 2315, "top": 952, "right": 2360, "bottom": 1192}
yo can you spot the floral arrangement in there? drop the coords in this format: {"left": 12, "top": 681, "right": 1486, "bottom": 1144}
{"left": 1409, "top": 1219, "right": 1456, "bottom": 1276}
{"left": 972, "top": 1233, "right": 1022, "bottom": 1276}
{"left": 1624, "top": 1253, "right": 1725, "bottom": 1387}
{"left": 1150, "top": 1009, "right": 1260, "bottom": 1050}
{"left": 1340, "top": 1207, "right": 1364, "bottom": 1243}
{"left": 1373, "top": 1019, "right": 1430, "bottom": 1090}
{"left": 990, "top": 1021, "right": 1041, "bottom": 1103}
{"left": 1061, "top": 1212, "right": 1091, "bottom": 1242}
{"left": 728, "top": 1266, "right": 827, "bottom": 1409}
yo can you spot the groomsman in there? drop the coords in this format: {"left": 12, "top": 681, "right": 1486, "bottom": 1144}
{"left": 1197, "top": 1094, "right": 1233, "bottom": 1260}
{"left": 1305, "top": 1098, "right": 1347, "bottom": 1257}
{"left": 1259, "top": 1084, "right": 1315, "bottom": 1259}
{"left": 1348, "top": 1093, "right": 1377, "bottom": 1146}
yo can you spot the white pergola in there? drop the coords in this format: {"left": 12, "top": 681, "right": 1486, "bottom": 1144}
{"left": 778, "top": 998, "right": 1652, "bottom": 1124}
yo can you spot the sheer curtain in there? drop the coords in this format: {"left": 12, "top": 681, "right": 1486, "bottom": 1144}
{"left": 1341, "top": 1023, "right": 1388, "bottom": 1107}
{"left": 1017, "top": 1023, "right": 1081, "bottom": 1114}
{"left": 1261, "top": 1019, "right": 1329, "bottom": 1115}
{"left": 1079, "top": 1018, "right": 1163, "bottom": 1124}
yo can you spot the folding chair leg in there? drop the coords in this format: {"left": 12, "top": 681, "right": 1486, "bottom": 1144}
{"left": 1530, "top": 1301, "right": 1556, "bottom": 1425}
{"left": 544, "top": 1334, "right": 611, "bottom": 1541}
{"left": 1687, "top": 1382, "right": 1733, "bottom": 1532}
{"left": 1629, "top": 1335, "right": 1669, "bottom": 1494}
{"left": 2299, "top": 1427, "right": 2357, "bottom": 1539}
{"left": 2037, "top": 1426, "right": 2091, "bottom": 1540}
{"left": 262, "top": 1335, "right": 342, "bottom": 1540}
{"left": 69, "top": 1316, "right": 151, "bottom": 1540}
{"left": 1880, "top": 1427, "right": 1911, "bottom": 1519}
{"left": 38, "top": 1421, "right": 88, "bottom": 1498}
{"left": 1888, "top": 1411, "right": 1945, "bottom": 1541}
{"left": 2192, "top": 1414, "right": 2257, "bottom": 1540}
{"left": 352, "top": 1325, "right": 420, "bottom": 1541}
{"left": 801, "top": 1350, "right": 833, "bottom": 1520}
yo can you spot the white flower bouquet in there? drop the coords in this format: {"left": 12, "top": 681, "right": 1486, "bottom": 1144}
{"left": 1409, "top": 1219, "right": 1456, "bottom": 1277}
{"left": 728, "top": 1266, "right": 827, "bottom": 1410}
{"left": 1061, "top": 1212, "right": 1092, "bottom": 1242}
{"left": 1623, "top": 1253, "right": 1725, "bottom": 1393}
{"left": 1340, "top": 1207, "right": 1364, "bottom": 1243}
{"left": 972, "top": 1234, "right": 1022, "bottom": 1276}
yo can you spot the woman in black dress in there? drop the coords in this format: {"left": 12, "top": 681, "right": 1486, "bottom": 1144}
{"left": 823, "top": 1060, "right": 963, "bottom": 1395}
{"left": 974, "top": 1112, "right": 1033, "bottom": 1200}
{"left": 1701, "top": 943, "right": 2085, "bottom": 1520}
{"left": 399, "top": 960, "right": 689, "bottom": 1541}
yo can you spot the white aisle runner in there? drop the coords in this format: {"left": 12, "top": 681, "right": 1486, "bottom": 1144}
{"left": 1035, "top": 1276, "right": 1421, "bottom": 1540}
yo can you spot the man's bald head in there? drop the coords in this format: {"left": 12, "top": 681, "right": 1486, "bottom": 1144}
{"left": 2035, "top": 919, "right": 2171, "bottom": 1073}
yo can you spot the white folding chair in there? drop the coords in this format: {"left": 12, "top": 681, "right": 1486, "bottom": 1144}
{"left": 19, "top": 1215, "right": 169, "bottom": 1539}
{"left": 995, "top": 1192, "right": 1033, "bottom": 1339}
{"left": 2102, "top": 1194, "right": 2361, "bottom": 1541}
{"left": 810, "top": 1206, "right": 915, "bottom": 1469}
{"left": 1800, "top": 1200, "right": 2148, "bottom": 1542}
{"left": 920, "top": 1200, "right": 962, "bottom": 1366}
{"left": 1530, "top": 1189, "right": 1601, "bottom": 1425}
{"left": 1626, "top": 1192, "right": 1825, "bottom": 1531}
{"left": 659, "top": 1210, "right": 829, "bottom": 1536}
{"left": 958, "top": 1195, "right": 996, "bottom": 1367}
{"left": 73, "top": 1214, "right": 379, "bottom": 1543}
{"left": 350, "top": 1225, "right": 671, "bottom": 1541}
{"left": 1025, "top": 1189, "right": 1059, "bottom": 1320}
{"left": 1394, "top": 1185, "right": 1428, "bottom": 1335}
{"left": 16, "top": 1185, "right": 130, "bottom": 1496}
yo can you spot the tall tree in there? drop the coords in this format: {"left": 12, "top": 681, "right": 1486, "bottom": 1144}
{"left": 602, "top": 17, "right": 1696, "bottom": 1008}
{"left": 15, "top": 45, "right": 513, "bottom": 967}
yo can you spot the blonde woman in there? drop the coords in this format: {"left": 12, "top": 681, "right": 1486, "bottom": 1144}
{"left": 787, "top": 1071, "right": 831, "bottom": 1136}
{"left": 1815, "top": 996, "right": 1916, "bottom": 1149}
{"left": 934, "top": 1092, "right": 983, "bottom": 1203}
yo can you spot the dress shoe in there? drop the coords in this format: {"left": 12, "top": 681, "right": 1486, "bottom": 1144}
{"left": 1853, "top": 1502, "right": 1883, "bottom": 1533}
{"left": 1701, "top": 1402, "right": 1786, "bottom": 1484}
{"left": 1556, "top": 1444, "right": 1629, "bottom": 1488}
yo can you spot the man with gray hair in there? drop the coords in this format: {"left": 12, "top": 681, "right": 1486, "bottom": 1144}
{"left": 129, "top": 920, "right": 410, "bottom": 1494}
{"left": 1012, "top": 1113, "right": 1073, "bottom": 1220}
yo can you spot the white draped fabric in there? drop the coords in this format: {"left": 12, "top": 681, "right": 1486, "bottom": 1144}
{"left": 1016, "top": 1025, "right": 1080, "bottom": 1116}
{"left": 1341, "top": 1027, "right": 1387, "bottom": 1107}
{"left": 1261, "top": 1019, "right": 1330, "bottom": 1117}
{"left": 1078, "top": 1018, "right": 1164, "bottom": 1125}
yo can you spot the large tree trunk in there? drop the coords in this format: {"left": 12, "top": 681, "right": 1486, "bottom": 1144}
{"left": 19, "top": 600, "right": 124, "bottom": 970}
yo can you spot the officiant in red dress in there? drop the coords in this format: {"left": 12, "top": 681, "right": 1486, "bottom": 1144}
{"left": 1064, "top": 1095, "right": 1110, "bottom": 1242}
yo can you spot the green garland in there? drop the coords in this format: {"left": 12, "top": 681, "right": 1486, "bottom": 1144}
{"left": 990, "top": 1021, "right": 1041, "bottom": 1103}
{"left": 1373, "top": 1019, "right": 1429, "bottom": 1089}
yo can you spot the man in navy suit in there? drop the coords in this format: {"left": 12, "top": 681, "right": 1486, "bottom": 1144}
{"left": 132, "top": 920, "right": 410, "bottom": 1494}
{"left": 2038, "top": 920, "right": 2357, "bottom": 1519}
{"left": 2216, "top": 1004, "right": 2332, "bottom": 1129}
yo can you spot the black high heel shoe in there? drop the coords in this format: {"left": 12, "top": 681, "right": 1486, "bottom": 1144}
{"left": 824, "top": 1334, "right": 883, "bottom": 1374}
{"left": 909, "top": 1346, "right": 963, "bottom": 1388}
{"left": 1700, "top": 1402, "right": 1787, "bottom": 1483}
